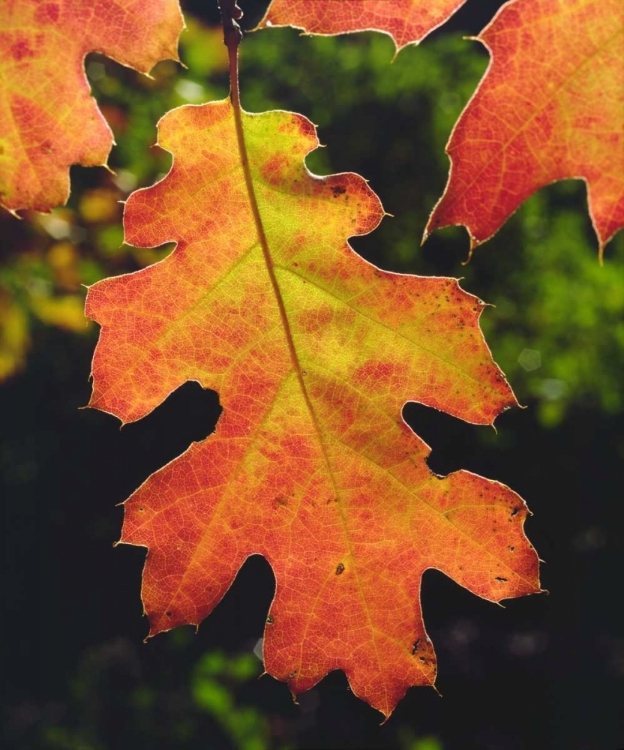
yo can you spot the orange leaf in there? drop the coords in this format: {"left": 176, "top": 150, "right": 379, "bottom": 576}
{"left": 0, "top": 0, "right": 183, "bottom": 213}
{"left": 426, "top": 0, "right": 624, "bottom": 257}
{"left": 86, "top": 100, "right": 540, "bottom": 717}
{"left": 258, "top": 0, "right": 469, "bottom": 51}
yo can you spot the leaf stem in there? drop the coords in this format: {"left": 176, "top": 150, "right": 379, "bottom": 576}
{"left": 220, "top": 4, "right": 311, "bottom": 393}
{"left": 218, "top": 0, "right": 335, "bottom": 478}
{"left": 219, "top": 0, "right": 309, "bottom": 393}
{"left": 219, "top": 0, "right": 243, "bottom": 107}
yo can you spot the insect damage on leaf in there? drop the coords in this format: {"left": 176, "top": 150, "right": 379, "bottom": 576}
{"left": 0, "top": 0, "right": 183, "bottom": 214}
{"left": 426, "top": 0, "right": 624, "bottom": 258}
{"left": 257, "top": 0, "right": 470, "bottom": 52}
{"left": 86, "top": 99, "right": 541, "bottom": 718}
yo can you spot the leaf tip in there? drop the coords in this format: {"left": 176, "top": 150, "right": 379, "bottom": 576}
{"left": 2, "top": 206, "right": 21, "bottom": 220}
{"left": 461, "top": 236, "right": 478, "bottom": 265}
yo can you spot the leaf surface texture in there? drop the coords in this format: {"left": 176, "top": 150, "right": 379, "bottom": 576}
{"left": 427, "top": 0, "right": 624, "bottom": 254}
{"left": 0, "top": 0, "right": 183, "bottom": 212}
{"left": 258, "top": 0, "right": 468, "bottom": 50}
{"left": 87, "top": 100, "right": 540, "bottom": 716}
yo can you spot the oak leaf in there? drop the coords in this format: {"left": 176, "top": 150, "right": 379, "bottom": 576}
{"left": 426, "top": 0, "right": 624, "bottom": 257}
{"left": 86, "top": 100, "right": 540, "bottom": 716}
{"left": 258, "top": 0, "right": 469, "bottom": 51}
{"left": 0, "top": 0, "right": 183, "bottom": 213}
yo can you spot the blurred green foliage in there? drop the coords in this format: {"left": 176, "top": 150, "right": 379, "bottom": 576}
{"left": 37, "top": 638, "right": 285, "bottom": 750}
{"left": 191, "top": 650, "right": 278, "bottom": 750}
{"left": 480, "top": 192, "right": 624, "bottom": 425}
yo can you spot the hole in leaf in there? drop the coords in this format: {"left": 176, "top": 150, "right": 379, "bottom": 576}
{"left": 121, "top": 381, "right": 221, "bottom": 478}
{"left": 402, "top": 402, "right": 490, "bottom": 476}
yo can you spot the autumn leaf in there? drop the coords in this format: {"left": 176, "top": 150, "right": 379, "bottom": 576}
{"left": 0, "top": 0, "right": 183, "bottom": 214}
{"left": 426, "top": 0, "right": 624, "bottom": 257}
{"left": 257, "top": 0, "right": 469, "bottom": 51}
{"left": 86, "top": 98, "right": 540, "bottom": 717}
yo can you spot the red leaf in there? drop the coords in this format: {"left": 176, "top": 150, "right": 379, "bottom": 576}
{"left": 258, "top": 0, "right": 469, "bottom": 51}
{"left": 426, "top": 0, "right": 624, "bottom": 257}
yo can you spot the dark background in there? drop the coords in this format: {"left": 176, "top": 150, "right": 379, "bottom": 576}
{"left": 2, "top": 1, "right": 623, "bottom": 748}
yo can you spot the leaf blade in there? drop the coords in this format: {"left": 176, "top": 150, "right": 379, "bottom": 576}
{"left": 257, "top": 0, "right": 469, "bottom": 51}
{"left": 0, "top": 0, "right": 183, "bottom": 213}
{"left": 426, "top": 0, "right": 624, "bottom": 255}
{"left": 87, "top": 100, "right": 540, "bottom": 717}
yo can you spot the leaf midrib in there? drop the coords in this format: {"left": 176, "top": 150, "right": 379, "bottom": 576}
{"left": 230, "top": 100, "right": 391, "bottom": 705}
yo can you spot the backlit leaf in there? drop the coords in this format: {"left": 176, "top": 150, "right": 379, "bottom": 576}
{"left": 426, "top": 0, "right": 624, "bottom": 257}
{"left": 86, "top": 100, "right": 540, "bottom": 717}
{"left": 0, "top": 0, "right": 183, "bottom": 213}
{"left": 258, "top": 0, "right": 469, "bottom": 51}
